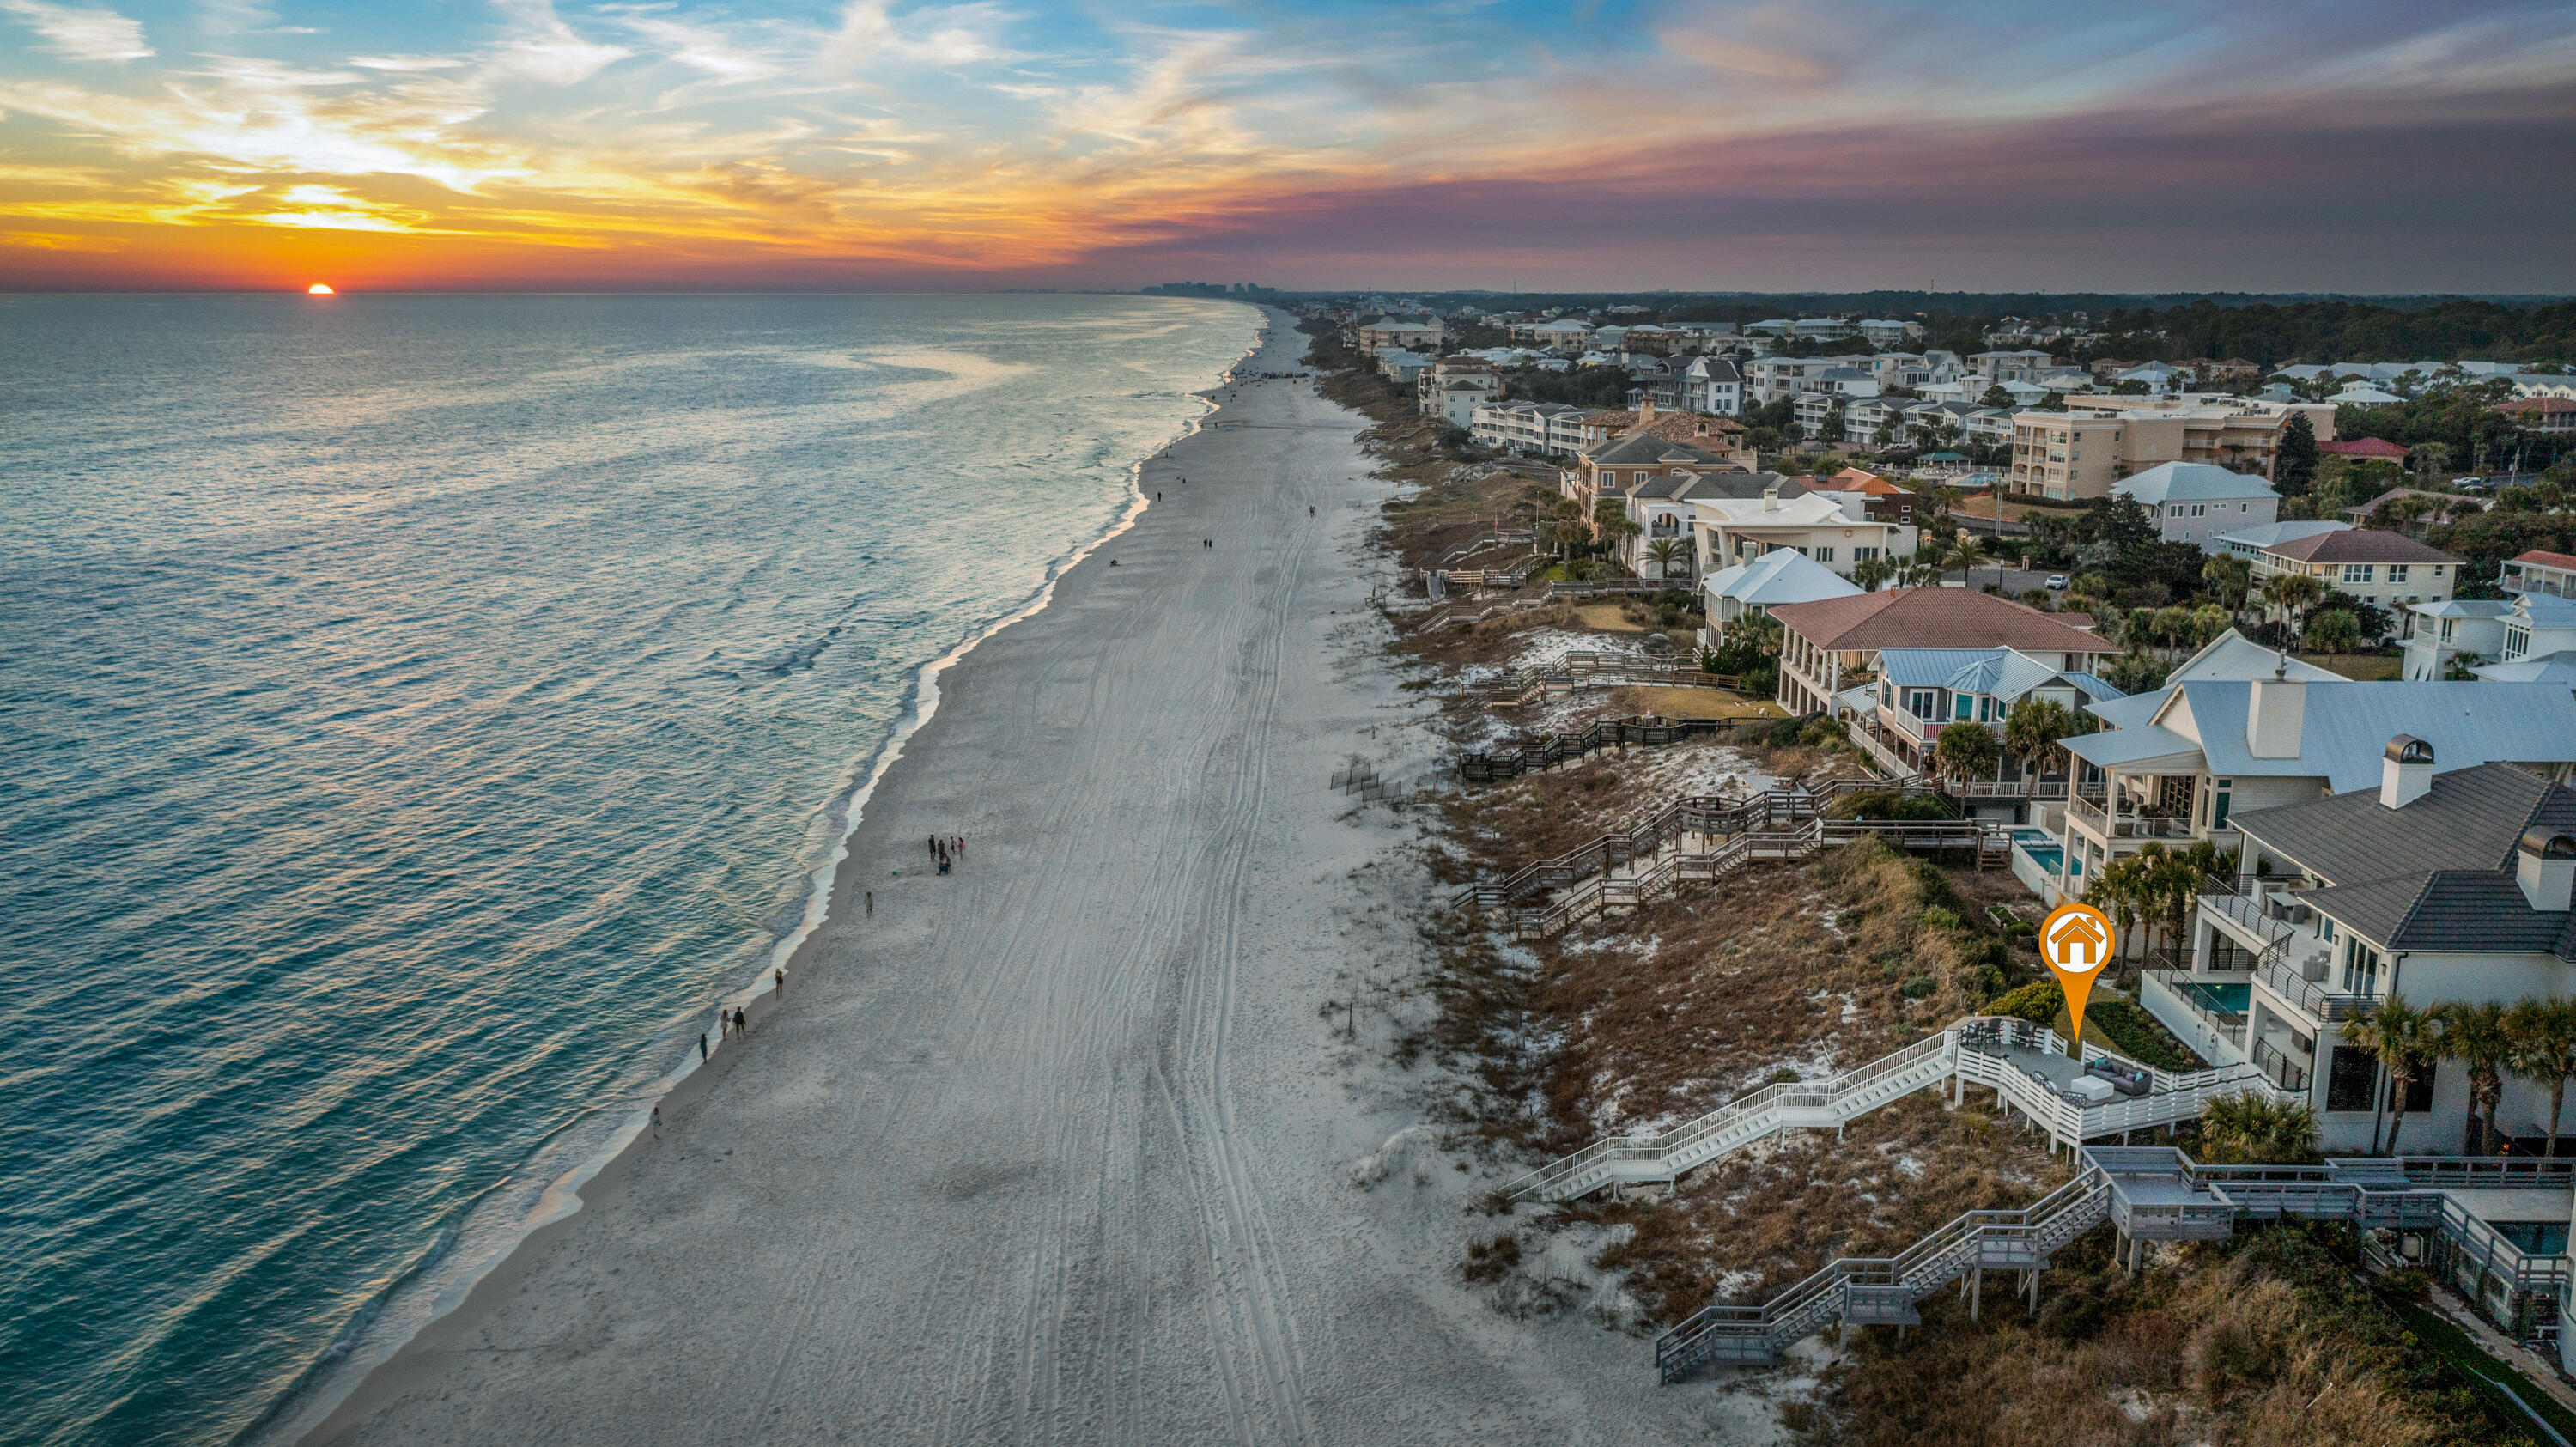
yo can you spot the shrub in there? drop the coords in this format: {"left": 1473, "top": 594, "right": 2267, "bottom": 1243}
{"left": 1822, "top": 788, "right": 1950, "bottom": 821}
{"left": 1900, "top": 975, "right": 1939, "bottom": 999}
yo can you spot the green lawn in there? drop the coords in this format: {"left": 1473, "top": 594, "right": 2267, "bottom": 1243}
{"left": 2388, "top": 1298, "right": 2576, "bottom": 1445}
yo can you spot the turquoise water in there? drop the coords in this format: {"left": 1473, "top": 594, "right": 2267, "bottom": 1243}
{"left": 2178, "top": 981, "right": 2251, "bottom": 1013}
{"left": 0, "top": 293, "right": 1259, "bottom": 1446}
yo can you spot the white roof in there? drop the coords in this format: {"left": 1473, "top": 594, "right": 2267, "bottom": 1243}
{"left": 2326, "top": 386, "right": 2404, "bottom": 404}
{"left": 2476, "top": 650, "right": 2576, "bottom": 684}
{"left": 1701, "top": 550, "right": 1863, "bottom": 608}
{"left": 2116, "top": 461, "right": 2279, "bottom": 505}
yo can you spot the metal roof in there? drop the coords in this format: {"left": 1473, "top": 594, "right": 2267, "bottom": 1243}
{"left": 2179, "top": 680, "right": 2576, "bottom": 788}
{"left": 1700, "top": 550, "right": 1861, "bottom": 607}
{"left": 2115, "top": 461, "right": 2279, "bottom": 505}
{"left": 2064, "top": 725, "right": 2200, "bottom": 769}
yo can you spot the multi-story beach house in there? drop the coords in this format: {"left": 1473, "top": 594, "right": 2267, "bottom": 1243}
{"left": 1355, "top": 315, "right": 1442, "bottom": 351}
{"left": 1853, "top": 646, "right": 2123, "bottom": 781}
{"left": 2111, "top": 462, "right": 2279, "bottom": 550}
{"left": 2218, "top": 525, "right": 2462, "bottom": 635}
{"left": 1766, "top": 588, "right": 2111, "bottom": 717}
{"left": 1696, "top": 549, "right": 1859, "bottom": 652}
{"left": 1662, "top": 483, "right": 1918, "bottom": 581}
{"left": 2042, "top": 664, "right": 2576, "bottom": 908}
{"left": 2141, "top": 752, "right": 2576, "bottom": 1156}
{"left": 1416, "top": 356, "right": 1498, "bottom": 428}
{"left": 2400, "top": 600, "right": 2520, "bottom": 680}
{"left": 1560, "top": 410, "right": 1757, "bottom": 514}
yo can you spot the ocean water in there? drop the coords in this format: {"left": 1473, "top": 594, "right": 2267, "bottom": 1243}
{"left": 0, "top": 292, "right": 1261, "bottom": 1447}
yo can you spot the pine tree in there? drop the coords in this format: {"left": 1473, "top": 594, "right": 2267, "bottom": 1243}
{"left": 2277, "top": 411, "right": 2319, "bottom": 495}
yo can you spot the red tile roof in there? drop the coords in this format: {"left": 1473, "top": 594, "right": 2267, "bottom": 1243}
{"left": 2318, "top": 437, "right": 2410, "bottom": 459}
{"left": 2497, "top": 398, "right": 2576, "bottom": 416}
{"left": 1768, "top": 588, "right": 2107, "bottom": 654}
{"left": 2513, "top": 550, "right": 2576, "bottom": 572}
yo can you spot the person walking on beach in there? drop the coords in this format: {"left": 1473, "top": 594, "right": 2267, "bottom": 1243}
{"left": 652, "top": 1105, "right": 663, "bottom": 1138}
{"left": 732, "top": 1006, "right": 747, "bottom": 1036}
{"left": 698, "top": 1031, "right": 708, "bottom": 1061}
{"left": 865, "top": 890, "right": 873, "bottom": 916}
{"left": 717, "top": 1008, "right": 728, "bottom": 1039}
{"left": 774, "top": 966, "right": 786, "bottom": 997}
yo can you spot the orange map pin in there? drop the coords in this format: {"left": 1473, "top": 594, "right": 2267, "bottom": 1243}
{"left": 2038, "top": 902, "right": 2115, "bottom": 1056}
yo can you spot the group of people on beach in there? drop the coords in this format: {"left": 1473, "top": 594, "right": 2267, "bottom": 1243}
{"left": 929, "top": 833, "right": 966, "bottom": 874}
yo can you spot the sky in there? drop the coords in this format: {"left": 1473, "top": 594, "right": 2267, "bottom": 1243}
{"left": 3, "top": 0, "right": 2573, "bottom": 293}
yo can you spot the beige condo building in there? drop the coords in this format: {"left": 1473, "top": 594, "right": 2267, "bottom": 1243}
{"left": 2008, "top": 398, "right": 2337, "bottom": 501}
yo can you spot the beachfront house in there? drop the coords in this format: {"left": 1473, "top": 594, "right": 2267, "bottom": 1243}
{"left": 2141, "top": 753, "right": 2576, "bottom": 1157}
{"left": 1858, "top": 646, "right": 2123, "bottom": 787}
{"left": 1696, "top": 550, "right": 1859, "bottom": 653}
{"left": 1668, "top": 483, "right": 1917, "bottom": 583}
{"left": 2038, "top": 667, "right": 2576, "bottom": 909}
{"left": 1766, "top": 587, "right": 2111, "bottom": 720}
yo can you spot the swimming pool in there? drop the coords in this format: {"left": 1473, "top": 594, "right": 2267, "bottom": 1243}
{"left": 2176, "top": 979, "right": 2251, "bottom": 1014}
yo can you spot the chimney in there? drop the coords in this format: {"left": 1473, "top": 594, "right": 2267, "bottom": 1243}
{"left": 2519, "top": 830, "right": 2576, "bottom": 913}
{"left": 2245, "top": 654, "right": 2306, "bottom": 759}
{"left": 1762, "top": 484, "right": 1780, "bottom": 514}
{"left": 2379, "top": 735, "right": 2435, "bottom": 809}
{"left": 1638, "top": 397, "right": 1656, "bottom": 422}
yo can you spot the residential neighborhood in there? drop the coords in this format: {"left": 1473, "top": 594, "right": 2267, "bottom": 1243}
{"left": 1303, "top": 285, "right": 2576, "bottom": 1426}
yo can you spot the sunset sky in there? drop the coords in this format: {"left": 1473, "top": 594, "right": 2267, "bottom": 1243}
{"left": 3, "top": 0, "right": 2572, "bottom": 292}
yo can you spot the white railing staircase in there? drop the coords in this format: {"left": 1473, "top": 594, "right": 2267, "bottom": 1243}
{"left": 1501, "top": 1018, "right": 2279, "bottom": 1204}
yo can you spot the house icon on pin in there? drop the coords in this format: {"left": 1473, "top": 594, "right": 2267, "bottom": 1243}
{"left": 2048, "top": 911, "right": 2108, "bottom": 966}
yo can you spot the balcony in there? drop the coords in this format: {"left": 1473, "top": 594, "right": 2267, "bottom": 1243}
{"left": 2253, "top": 1036, "right": 2311, "bottom": 1094}
{"left": 2256, "top": 953, "right": 2373, "bottom": 1023}
{"left": 2065, "top": 793, "right": 2193, "bottom": 840}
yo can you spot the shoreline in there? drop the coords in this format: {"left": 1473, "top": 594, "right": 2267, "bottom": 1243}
{"left": 305, "top": 307, "right": 1723, "bottom": 1447}
{"left": 258, "top": 303, "right": 1269, "bottom": 1447}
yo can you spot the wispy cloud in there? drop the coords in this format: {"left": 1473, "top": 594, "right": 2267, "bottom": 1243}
{"left": 1, "top": 0, "right": 152, "bottom": 61}
{"left": 0, "top": 0, "right": 2571, "bottom": 289}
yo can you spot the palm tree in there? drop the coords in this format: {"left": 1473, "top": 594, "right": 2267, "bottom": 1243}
{"left": 2202, "top": 554, "right": 2251, "bottom": 613}
{"left": 2197, "top": 1095, "right": 2321, "bottom": 1164}
{"left": 2083, "top": 859, "right": 2147, "bottom": 962}
{"left": 1645, "top": 537, "right": 1691, "bottom": 581}
{"left": 1851, "top": 556, "right": 1893, "bottom": 593}
{"left": 1932, "top": 715, "right": 2000, "bottom": 785}
{"left": 2003, "top": 696, "right": 2076, "bottom": 784}
{"left": 2342, "top": 994, "right": 2437, "bottom": 1153}
{"left": 2439, "top": 1000, "right": 2514, "bottom": 1154}
{"left": 2260, "top": 570, "right": 2324, "bottom": 625}
{"left": 2508, "top": 998, "right": 2576, "bottom": 1158}
{"left": 1947, "top": 535, "right": 1987, "bottom": 591}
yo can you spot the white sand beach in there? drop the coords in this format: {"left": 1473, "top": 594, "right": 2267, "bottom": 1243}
{"left": 308, "top": 312, "right": 1762, "bottom": 1446}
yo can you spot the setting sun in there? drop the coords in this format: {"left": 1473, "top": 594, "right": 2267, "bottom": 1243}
{"left": 307, "top": 283, "right": 334, "bottom": 295}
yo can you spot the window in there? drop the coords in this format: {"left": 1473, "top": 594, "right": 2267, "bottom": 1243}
{"left": 1907, "top": 690, "right": 1937, "bottom": 720}
{"left": 2338, "top": 936, "right": 2382, "bottom": 995}
{"left": 2211, "top": 780, "right": 2232, "bottom": 830}
{"left": 1855, "top": 546, "right": 1880, "bottom": 562}
{"left": 2439, "top": 617, "right": 2455, "bottom": 641}
{"left": 2506, "top": 626, "right": 2531, "bottom": 659}
{"left": 2342, "top": 563, "right": 2373, "bottom": 583}
{"left": 2387, "top": 564, "right": 2409, "bottom": 583}
{"left": 2391, "top": 1065, "right": 2435, "bottom": 1113}
{"left": 1977, "top": 696, "right": 1994, "bottom": 722}
{"left": 1956, "top": 695, "right": 1975, "bottom": 720}
{"left": 2169, "top": 505, "right": 2184, "bottom": 518}
{"left": 2326, "top": 1047, "right": 2378, "bottom": 1113}
{"left": 2191, "top": 504, "right": 2205, "bottom": 516}
{"left": 1815, "top": 546, "right": 1834, "bottom": 562}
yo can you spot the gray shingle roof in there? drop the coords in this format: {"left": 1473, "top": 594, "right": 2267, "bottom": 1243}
{"left": 2304, "top": 870, "right": 2573, "bottom": 955}
{"left": 2232, "top": 761, "right": 2576, "bottom": 886}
